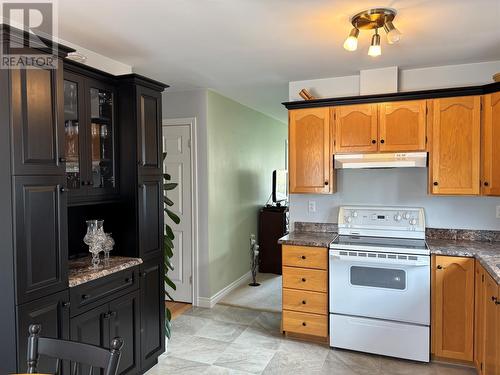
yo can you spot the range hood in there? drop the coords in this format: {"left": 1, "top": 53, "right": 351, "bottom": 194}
{"left": 334, "top": 152, "right": 427, "bottom": 169}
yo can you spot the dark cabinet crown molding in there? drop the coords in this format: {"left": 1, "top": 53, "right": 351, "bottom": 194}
{"left": 283, "top": 82, "right": 500, "bottom": 110}
{"left": 0, "top": 23, "right": 74, "bottom": 58}
{"left": 117, "top": 74, "right": 169, "bottom": 92}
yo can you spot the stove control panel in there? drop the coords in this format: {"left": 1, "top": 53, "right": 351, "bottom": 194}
{"left": 338, "top": 206, "right": 426, "bottom": 239}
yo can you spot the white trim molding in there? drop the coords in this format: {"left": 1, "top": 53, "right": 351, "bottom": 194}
{"left": 197, "top": 271, "right": 252, "bottom": 308}
{"left": 162, "top": 117, "right": 199, "bottom": 306}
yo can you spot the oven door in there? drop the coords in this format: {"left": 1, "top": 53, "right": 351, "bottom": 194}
{"left": 329, "top": 249, "right": 430, "bottom": 325}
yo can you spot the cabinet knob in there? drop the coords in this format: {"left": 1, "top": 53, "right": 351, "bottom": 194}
{"left": 433, "top": 182, "right": 439, "bottom": 186}
{"left": 380, "top": 139, "right": 385, "bottom": 144}
{"left": 302, "top": 322, "right": 307, "bottom": 326}
{"left": 437, "top": 265, "right": 443, "bottom": 270}
{"left": 81, "top": 294, "right": 90, "bottom": 300}
{"left": 301, "top": 278, "right": 306, "bottom": 282}
{"left": 88, "top": 181, "right": 94, "bottom": 186}
{"left": 141, "top": 272, "right": 147, "bottom": 277}
{"left": 301, "top": 256, "right": 306, "bottom": 260}
{"left": 492, "top": 296, "right": 498, "bottom": 302}
{"left": 371, "top": 140, "right": 376, "bottom": 144}
{"left": 62, "top": 301, "right": 70, "bottom": 308}
{"left": 60, "top": 187, "right": 67, "bottom": 193}
{"left": 109, "top": 311, "right": 117, "bottom": 318}
{"left": 59, "top": 157, "right": 67, "bottom": 163}
{"left": 302, "top": 300, "right": 306, "bottom": 305}
{"left": 103, "top": 312, "right": 110, "bottom": 319}
{"left": 125, "top": 278, "right": 132, "bottom": 283}
{"left": 484, "top": 182, "right": 489, "bottom": 187}
{"left": 324, "top": 181, "right": 329, "bottom": 186}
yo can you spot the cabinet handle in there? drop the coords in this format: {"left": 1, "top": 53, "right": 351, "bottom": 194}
{"left": 141, "top": 272, "right": 147, "bottom": 277}
{"left": 437, "top": 265, "right": 443, "bottom": 270}
{"left": 125, "top": 277, "right": 132, "bottom": 283}
{"left": 81, "top": 294, "right": 90, "bottom": 300}
{"left": 302, "top": 300, "right": 306, "bottom": 305}
{"left": 324, "top": 181, "right": 329, "bottom": 186}
{"left": 380, "top": 139, "right": 385, "bottom": 144}
{"left": 492, "top": 296, "right": 498, "bottom": 302}
{"left": 59, "top": 157, "right": 67, "bottom": 163}
{"left": 371, "top": 140, "right": 376, "bottom": 144}
{"left": 62, "top": 301, "right": 70, "bottom": 308}
{"left": 88, "top": 181, "right": 94, "bottom": 186}
{"left": 302, "top": 322, "right": 307, "bottom": 326}
{"left": 301, "top": 256, "right": 306, "bottom": 260}
{"left": 433, "top": 182, "right": 439, "bottom": 186}
{"left": 103, "top": 312, "right": 110, "bottom": 319}
{"left": 109, "top": 311, "right": 117, "bottom": 318}
{"left": 60, "top": 187, "right": 67, "bottom": 193}
{"left": 484, "top": 182, "right": 489, "bottom": 187}
{"left": 301, "top": 278, "right": 306, "bottom": 282}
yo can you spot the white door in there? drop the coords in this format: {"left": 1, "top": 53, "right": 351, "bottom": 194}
{"left": 163, "top": 124, "right": 192, "bottom": 303}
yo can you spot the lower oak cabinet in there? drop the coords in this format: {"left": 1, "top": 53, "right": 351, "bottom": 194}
{"left": 70, "top": 291, "right": 140, "bottom": 375}
{"left": 475, "top": 262, "right": 500, "bottom": 375}
{"left": 431, "top": 255, "right": 475, "bottom": 361}
{"left": 281, "top": 245, "right": 328, "bottom": 339}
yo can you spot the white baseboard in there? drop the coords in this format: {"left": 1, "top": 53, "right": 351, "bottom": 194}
{"left": 196, "top": 271, "right": 252, "bottom": 308}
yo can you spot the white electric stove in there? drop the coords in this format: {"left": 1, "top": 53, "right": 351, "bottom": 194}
{"left": 329, "top": 206, "right": 430, "bottom": 362}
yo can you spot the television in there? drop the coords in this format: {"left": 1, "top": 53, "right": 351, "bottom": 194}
{"left": 272, "top": 169, "right": 288, "bottom": 204}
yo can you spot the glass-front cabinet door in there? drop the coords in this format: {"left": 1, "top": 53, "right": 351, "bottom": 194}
{"left": 63, "top": 73, "right": 86, "bottom": 199}
{"left": 63, "top": 73, "right": 118, "bottom": 204}
{"left": 87, "top": 81, "right": 117, "bottom": 197}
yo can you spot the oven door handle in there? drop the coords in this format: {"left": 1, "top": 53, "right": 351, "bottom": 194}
{"left": 329, "top": 253, "right": 429, "bottom": 267}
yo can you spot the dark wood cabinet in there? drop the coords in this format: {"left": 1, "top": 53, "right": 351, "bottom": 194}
{"left": 17, "top": 290, "right": 70, "bottom": 374}
{"left": 63, "top": 66, "right": 119, "bottom": 205}
{"left": 138, "top": 175, "right": 164, "bottom": 260}
{"left": 70, "top": 303, "right": 109, "bottom": 375}
{"left": 14, "top": 175, "right": 68, "bottom": 304}
{"left": 109, "top": 291, "right": 140, "bottom": 375}
{"left": 136, "top": 86, "right": 163, "bottom": 176}
{"left": 70, "top": 291, "right": 140, "bottom": 375}
{"left": 259, "top": 206, "right": 288, "bottom": 274}
{"left": 139, "top": 257, "right": 165, "bottom": 371}
{"left": 10, "top": 65, "right": 65, "bottom": 176}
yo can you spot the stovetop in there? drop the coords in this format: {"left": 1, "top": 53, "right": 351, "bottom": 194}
{"left": 330, "top": 235, "right": 430, "bottom": 256}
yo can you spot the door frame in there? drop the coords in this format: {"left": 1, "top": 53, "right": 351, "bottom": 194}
{"left": 162, "top": 117, "right": 199, "bottom": 305}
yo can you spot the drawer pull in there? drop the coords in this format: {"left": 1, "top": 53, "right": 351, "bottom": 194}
{"left": 302, "top": 300, "right": 306, "bottom": 305}
{"left": 301, "top": 278, "right": 306, "bottom": 282}
{"left": 81, "top": 294, "right": 90, "bottom": 300}
{"left": 301, "top": 256, "right": 306, "bottom": 260}
{"left": 302, "top": 322, "right": 307, "bottom": 326}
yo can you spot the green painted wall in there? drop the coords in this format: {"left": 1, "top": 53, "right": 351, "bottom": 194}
{"left": 207, "top": 90, "right": 287, "bottom": 296}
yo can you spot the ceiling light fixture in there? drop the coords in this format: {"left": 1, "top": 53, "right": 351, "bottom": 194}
{"left": 343, "top": 8, "right": 401, "bottom": 56}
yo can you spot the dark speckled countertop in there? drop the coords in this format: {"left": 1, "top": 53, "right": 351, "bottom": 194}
{"left": 278, "top": 231, "right": 338, "bottom": 248}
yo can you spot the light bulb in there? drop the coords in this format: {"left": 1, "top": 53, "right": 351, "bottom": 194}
{"left": 384, "top": 21, "right": 402, "bottom": 44}
{"left": 368, "top": 31, "right": 381, "bottom": 57}
{"left": 343, "top": 28, "right": 359, "bottom": 52}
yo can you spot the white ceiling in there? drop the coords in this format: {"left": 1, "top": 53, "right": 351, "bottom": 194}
{"left": 58, "top": 0, "right": 500, "bottom": 122}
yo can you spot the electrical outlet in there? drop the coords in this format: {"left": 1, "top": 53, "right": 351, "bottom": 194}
{"left": 496, "top": 206, "right": 500, "bottom": 219}
{"left": 308, "top": 201, "right": 316, "bottom": 213}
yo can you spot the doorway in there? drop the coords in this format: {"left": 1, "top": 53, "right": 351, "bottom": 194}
{"left": 162, "top": 119, "right": 197, "bottom": 304}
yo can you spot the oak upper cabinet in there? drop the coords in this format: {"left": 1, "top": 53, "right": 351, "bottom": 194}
{"left": 289, "top": 108, "right": 333, "bottom": 194}
{"left": 334, "top": 104, "right": 378, "bottom": 153}
{"left": 430, "top": 96, "right": 481, "bottom": 195}
{"left": 482, "top": 92, "right": 500, "bottom": 196}
{"left": 378, "top": 100, "right": 426, "bottom": 152}
{"left": 432, "top": 255, "right": 474, "bottom": 361}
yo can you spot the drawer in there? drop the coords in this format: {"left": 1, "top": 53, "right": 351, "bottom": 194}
{"left": 282, "top": 266, "right": 327, "bottom": 292}
{"left": 283, "top": 245, "right": 327, "bottom": 270}
{"left": 283, "top": 288, "right": 327, "bottom": 315}
{"left": 283, "top": 310, "right": 328, "bottom": 337}
{"left": 70, "top": 266, "right": 138, "bottom": 317}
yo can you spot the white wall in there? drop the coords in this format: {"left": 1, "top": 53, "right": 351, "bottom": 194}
{"left": 162, "top": 89, "right": 211, "bottom": 299}
{"left": 288, "top": 60, "right": 500, "bottom": 231}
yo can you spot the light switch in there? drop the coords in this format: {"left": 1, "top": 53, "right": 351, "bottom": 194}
{"left": 308, "top": 201, "right": 316, "bottom": 213}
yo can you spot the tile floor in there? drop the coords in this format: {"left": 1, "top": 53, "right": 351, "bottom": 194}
{"left": 146, "top": 305, "right": 476, "bottom": 375}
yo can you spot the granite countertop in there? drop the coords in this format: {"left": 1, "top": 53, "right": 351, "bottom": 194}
{"left": 428, "top": 239, "right": 500, "bottom": 284}
{"left": 278, "top": 222, "right": 338, "bottom": 248}
{"left": 68, "top": 256, "right": 143, "bottom": 287}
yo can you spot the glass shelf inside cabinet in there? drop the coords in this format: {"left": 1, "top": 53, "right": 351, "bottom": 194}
{"left": 64, "top": 80, "right": 81, "bottom": 190}
{"left": 90, "top": 87, "right": 115, "bottom": 189}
